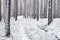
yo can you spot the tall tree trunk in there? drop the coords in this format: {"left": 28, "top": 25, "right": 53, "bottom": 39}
{"left": 57, "top": 0, "right": 59, "bottom": 18}
{"left": 0, "top": 0, "right": 1, "bottom": 22}
{"left": 14, "top": 0, "right": 18, "bottom": 21}
{"left": 26, "top": 1, "right": 28, "bottom": 18}
{"left": 53, "top": 0, "right": 56, "bottom": 18}
{"left": 36, "top": 0, "right": 39, "bottom": 21}
{"left": 40, "top": 0, "right": 44, "bottom": 18}
{"left": 33, "top": 0, "right": 36, "bottom": 19}
{"left": 5, "top": 0, "right": 11, "bottom": 37}
{"left": 44, "top": 0, "right": 48, "bottom": 18}
{"left": 20, "top": 2, "right": 22, "bottom": 15}
{"left": 52, "top": 0, "right": 56, "bottom": 18}
{"left": 53, "top": 0, "right": 55, "bottom": 18}
{"left": 3, "top": 0, "right": 6, "bottom": 23}
{"left": 48, "top": 0, "right": 53, "bottom": 25}
{"left": 23, "top": 0, "right": 26, "bottom": 18}
{"left": 28, "top": 0, "right": 31, "bottom": 18}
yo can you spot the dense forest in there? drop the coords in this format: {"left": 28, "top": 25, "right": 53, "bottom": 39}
{"left": 0, "top": 0, "right": 60, "bottom": 40}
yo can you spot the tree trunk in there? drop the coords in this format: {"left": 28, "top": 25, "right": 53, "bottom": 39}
{"left": 57, "top": 0, "right": 59, "bottom": 18}
{"left": 14, "top": 0, "right": 18, "bottom": 21}
{"left": 23, "top": 0, "right": 26, "bottom": 18}
{"left": 33, "top": 0, "right": 36, "bottom": 19}
{"left": 5, "top": 0, "right": 11, "bottom": 37}
{"left": 36, "top": 0, "right": 39, "bottom": 21}
{"left": 20, "top": 2, "right": 22, "bottom": 15}
{"left": 52, "top": 0, "right": 55, "bottom": 18}
{"left": 0, "top": 0, "right": 1, "bottom": 22}
{"left": 44, "top": 0, "right": 48, "bottom": 18}
{"left": 48, "top": 0, "right": 53, "bottom": 25}
{"left": 40, "top": 0, "right": 44, "bottom": 18}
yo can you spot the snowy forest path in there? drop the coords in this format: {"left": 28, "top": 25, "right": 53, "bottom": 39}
{"left": 18, "top": 18, "right": 57, "bottom": 40}
{"left": 10, "top": 18, "right": 30, "bottom": 40}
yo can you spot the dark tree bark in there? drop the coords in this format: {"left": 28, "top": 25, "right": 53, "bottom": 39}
{"left": 5, "top": 0, "right": 11, "bottom": 37}
{"left": 48, "top": 0, "right": 53, "bottom": 25}
{"left": 0, "top": 0, "right": 1, "bottom": 20}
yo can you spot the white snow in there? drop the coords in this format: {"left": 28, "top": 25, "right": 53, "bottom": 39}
{"left": 0, "top": 16, "right": 58, "bottom": 40}
{"left": 47, "top": 18, "right": 60, "bottom": 39}
{"left": 0, "top": 19, "right": 5, "bottom": 37}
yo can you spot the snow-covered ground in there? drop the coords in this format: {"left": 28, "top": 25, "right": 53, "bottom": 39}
{"left": 47, "top": 18, "right": 60, "bottom": 39}
{"left": 0, "top": 16, "right": 58, "bottom": 40}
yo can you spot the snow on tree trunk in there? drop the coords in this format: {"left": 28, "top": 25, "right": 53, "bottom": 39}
{"left": 4, "top": 0, "right": 11, "bottom": 37}
{"left": 0, "top": 0, "right": 2, "bottom": 22}
{"left": 48, "top": 0, "right": 53, "bottom": 25}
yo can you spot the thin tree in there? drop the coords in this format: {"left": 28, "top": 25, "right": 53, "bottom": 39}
{"left": 23, "top": 0, "right": 26, "bottom": 18}
{"left": 44, "top": 0, "right": 48, "bottom": 18}
{"left": 20, "top": 2, "right": 22, "bottom": 15}
{"left": 23, "top": 0, "right": 25, "bottom": 18}
{"left": 14, "top": 0, "right": 18, "bottom": 21}
{"left": 33, "top": 0, "right": 36, "bottom": 19}
{"left": 36, "top": 0, "right": 39, "bottom": 21}
{"left": 3, "top": 0, "right": 6, "bottom": 23}
{"left": 53, "top": 0, "right": 57, "bottom": 18}
{"left": 26, "top": 2, "right": 29, "bottom": 18}
{"left": 40, "top": 0, "right": 44, "bottom": 18}
{"left": 0, "top": 0, "right": 1, "bottom": 22}
{"left": 48, "top": 0, "right": 53, "bottom": 25}
{"left": 52, "top": 0, "right": 55, "bottom": 18}
{"left": 57, "top": 0, "right": 59, "bottom": 18}
{"left": 29, "top": 0, "right": 31, "bottom": 18}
